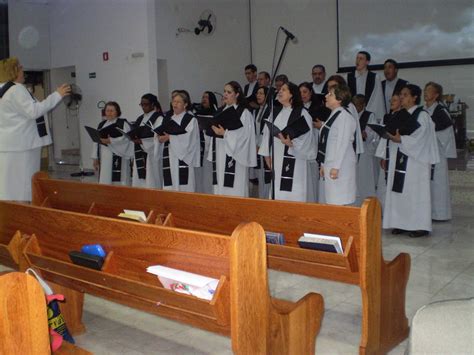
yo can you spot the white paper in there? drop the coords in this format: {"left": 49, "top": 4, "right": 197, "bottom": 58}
{"left": 123, "top": 209, "right": 147, "bottom": 221}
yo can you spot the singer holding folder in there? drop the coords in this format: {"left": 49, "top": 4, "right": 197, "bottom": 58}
{"left": 207, "top": 81, "right": 256, "bottom": 197}
{"left": 259, "top": 82, "right": 315, "bottom": 202}
{"left": 0, "top": 57, "right": 71, "bottom": 201}
{"left": 90, "top": 101, "right": 133, "bottom": 185}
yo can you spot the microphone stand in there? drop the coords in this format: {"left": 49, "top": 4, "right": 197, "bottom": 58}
{"left": 255, "top": 30, "right": 292, "bottom": 200}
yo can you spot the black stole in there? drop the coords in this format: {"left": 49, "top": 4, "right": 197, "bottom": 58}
{"left": 431, "top": 103, "right": 452, "bottom": 131}
{"left": 162, "top": 112, "right": 193, "bottom": 187}
{"left": 211, "top": 105, "right": 245, "bottom": 187}
{"left": 359, "top": 110, "right": 372, "bottom": 143}
{"left": 392, "top": 107, "right": 424, "bottom": 193}
{"left": 272, "top": 106, "right": 305, "bottom": 192}
{"left": 133, "top": 112, "right": 159, "bottom": 180}
{"left": 316, "top": 110, "right": 343, "bottom": 164}
{"left": 97, "top": 119, "right": 126, "bottom": 182}
{"left": 348, "top": 71, "right": 376, "bottom": 105}
{"left": 0, "top": 81, "right": 47, "bottom": 137}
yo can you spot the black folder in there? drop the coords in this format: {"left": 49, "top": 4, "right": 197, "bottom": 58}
{"left": 119, "top": 125, "right": 154, "bottom": 140}
{"left": 265, "top": 118, "right": 310, "bottom": 140}
{"left": 85, "top": 124, "right": 122, "bottom": 144}
{"left": 154, "top": 120, "right": 187, "bottom": 136}
{"left": 195, "top": 114, "right": 214, "bottom": 131}
{"left": 205, "top": 114, "right": 243, "bottom": 137}
{"left": 368, "top": 124, "right": 389, "bottom": 139}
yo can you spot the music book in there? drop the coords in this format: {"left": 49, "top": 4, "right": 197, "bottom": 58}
{"left": 195, "top": 114, "right": 214, "bottom": 131}
{"left": 146, "top": 265, "right": 219, "bottom": 301}
{"left": 205, "top": 108, "right": 244, "bottom": 137}
{"left": 117, "top": 125, "right": 154, "bottom": 140}
{"left": 368, "top": 124, "right": 389, "bottom": 139}
{"left": 117, "top": 209, "right": 147, "bottom": 223}
{"left": 154, "top": 120, "right": 187, "bottom": 136}
{"left": 85, "top": 124, "right": 123, "bottom": 144}
{"left": 264, "top": 118, "right": 310, "bottom": 140}
{"left": 85, "top": 126, "right": 103, "bottom": 144}
{"left": 265, "top": 231, "right": 285, "bottom": 245}
{"left": 298, "top": 233, "right": 343, "bottom": 254}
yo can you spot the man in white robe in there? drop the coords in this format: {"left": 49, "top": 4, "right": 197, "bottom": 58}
{"left": 381, "top": 85, "right": 439, "bottom": 237}
{"left": 347, "top": 51, "right": 385, "bottom": 123}
{"left": 424, "top": 82, "right": 457, "bottom": 220}
{"left": 381, "top": 59, "right": 408, "bottom": 115}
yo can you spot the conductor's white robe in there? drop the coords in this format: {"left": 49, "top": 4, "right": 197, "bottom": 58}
{"left": 0, "top": 82, "right": 62, "bottom": 201}
{"left": 378, "top": 106, "right": 439, "bottom": 231}
{"left": 208, "top": 105, "right": 257, "bottom": 197}
{"left": 259, "top": 106, "right": 316, "bottom": 202}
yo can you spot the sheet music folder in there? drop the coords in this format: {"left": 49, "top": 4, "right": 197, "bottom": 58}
{"left": 367, "top": 124, "right": 389, "bottom": 139}
{"left": 85, "top": 125, "right": 122, "bottom": 144}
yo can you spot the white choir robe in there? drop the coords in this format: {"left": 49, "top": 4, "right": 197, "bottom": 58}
{"left": 431, "top": 126, "right": 457, "bottom": 220}
{"left": 163, "top": 112, "right": 201, "bottom": 192}
{"left": 91, "top": 119, "right": 133, "bottom": 186}
{"left": 375, "top": 138, "right": 389, "bottom": 212}
{"left": 305, "top": 102, "right": 320, "bottom": 203}
{"left": 259, "top": 107, "right": 316, "bottom": 202}
{"left": 378, "top": 107, "right": 439, "bottom": 231}
{"left": 0, "top": 83, "right": 62, "bottom": 201}
{"left": 320, "top": 107, "right": 357, "bottom": 205}
{"left": 348, "top": 103, "right": 365, "bottom": 155}
{"left": 356, "top": 111, "right": 378, "bottom": 205}
{"left": 208, "top": 106, "right": 257, "bottom": 197}
{"left": 195, "top": 134, "right": 214, "bottom": 194}
{"left": 254, "top": 106, "right": 270, "bottom": 199}
{"left": 131, "top": 112, "right": 163, "bottom": 189}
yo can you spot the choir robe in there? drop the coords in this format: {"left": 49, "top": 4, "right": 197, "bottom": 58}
{"left": 318, "top": 107, "right": 357, "bottom": 205}
{"left": 0, "top": 82, "right": 62, "bottom": 201}
{"left": 131, "top": 111, "right": 162, "bottom": 189}
{"left": 253, "top": 105, "right": 271, "bottom": 199}
{"left": 356, "top": 110, "right": 378, "bottom": 205}
{"left": 162, "top": 112, "right": 201, "bottom": 192}
{"left": 378, "top": 106, "right": 439, "bottom": 232}
{"left": 259, "top": 106, "right": 316, "bottom": 202}
{"left": 208, "top": 104, "right": 257, "bottom": 197}
{"left": 303, "top": 101, "right": 322, "bottom": 203}
{"left": 194, "top": 108, "right": 215, "bottom": 194}
{"left": 425, "top": 102, "right": 457, "bottom": 220}
{"left": 91, "top": 118, "right": 133, "bottom": 186}
{"left": 347, "top": 70, "right": 385, "bottom": 122}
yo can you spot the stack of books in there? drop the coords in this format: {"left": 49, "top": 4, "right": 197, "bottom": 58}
{"left": 117, "top": 209, "right": 147, "bottom": 223}
{"left": 297, "top": 233, "right": 343, "bottom": 254}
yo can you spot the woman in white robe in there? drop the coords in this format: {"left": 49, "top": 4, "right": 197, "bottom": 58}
{"left": 253, "top": 86, "right": 272, "bottom": 199}
{"left": 317, "top": 85, "right": 357, "bottom": 205}
{"left": 156, "top": 91, "right": 200, "bottom": 192}
{"left": 91, "top": 101, "right": 133, "bottom": 186}
{"left": 382, "top": 85, "right": 439, "bottom": 237}
{"left": 375, "top": 92, "right": 404, "bottom": 212}
{"left": 259, "top": 82, "right": 316, "bottom": 202}
{"left": 194, "top": 91, "right": 218, "bottom": 194}
{"left": 0, "top": 57, "right": 70, "bottom": 201}
{"left": 208, "top": 81, "right": 257, "bottom": 197}
{"left": 352, "top": 94, "right": 379, "bottom": 205}
{"left": 130, "top": 94, "right": 163, "bottom": 189}
{"left": 423, "top": 82, "right": 457, "bottom": 221}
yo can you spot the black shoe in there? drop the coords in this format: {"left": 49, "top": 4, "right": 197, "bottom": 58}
{"left": 391, "top": 228, "right": 407, "bottom": 235}
{"left": 409, "top": 230, "right": 430, "bottom": 238}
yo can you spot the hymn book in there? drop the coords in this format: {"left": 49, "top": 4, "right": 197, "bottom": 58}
{"left": 117, "top": 209, "right": 147, "bottom": 223}
{"left": 298, "top": 233, "right": 343, "bottom": 254}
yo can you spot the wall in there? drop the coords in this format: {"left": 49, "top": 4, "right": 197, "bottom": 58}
{"left": 8, "top": 0, "right": 50, "bottom": 70}
{"left": 154, "top": 0, "right": 251, "bottom": 107}
{"left": 47, "top": 0, "right": 158, "bottom": 168}
{"left": 251, "top": 0, "right": 474, "bottom": 132}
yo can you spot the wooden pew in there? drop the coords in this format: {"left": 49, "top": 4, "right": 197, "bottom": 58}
{"left": 30, "top": 171, "right": 411, "bottom": 355}
{"left": 0, "top": 200, "right": 324, "bottom": 354}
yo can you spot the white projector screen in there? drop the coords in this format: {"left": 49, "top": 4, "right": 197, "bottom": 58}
{"left": 337, "top": 0, "right": 474, "bottom": 70}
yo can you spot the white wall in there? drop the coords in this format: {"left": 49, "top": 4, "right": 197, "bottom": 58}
{"left": 47, "top": 0, "right": 158, "bottom": 169}
{"left": 155, "top": 0, "right": 251, "bottom": 107}
{"left": 8, "top": 0, "right": 50, "bottom": 70}
{"left": 251, "top": 0, "right": 474, "bottom": 132}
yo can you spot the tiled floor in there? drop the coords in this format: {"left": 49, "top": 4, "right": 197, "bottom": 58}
{"left": 2, "top": 161, "right": 473, "bottom": 354}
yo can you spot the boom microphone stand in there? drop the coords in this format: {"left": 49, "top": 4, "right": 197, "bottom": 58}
{"left": 255, "top": 27, "right": 295, "bottom": 200}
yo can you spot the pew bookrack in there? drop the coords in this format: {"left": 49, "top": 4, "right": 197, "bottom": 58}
{"left": 28, "top": 172, "right": 410, "bottom": 354}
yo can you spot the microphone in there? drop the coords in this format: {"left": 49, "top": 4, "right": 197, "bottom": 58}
{"left": 280, "top": 26, "right": 296, "bottom": 40}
